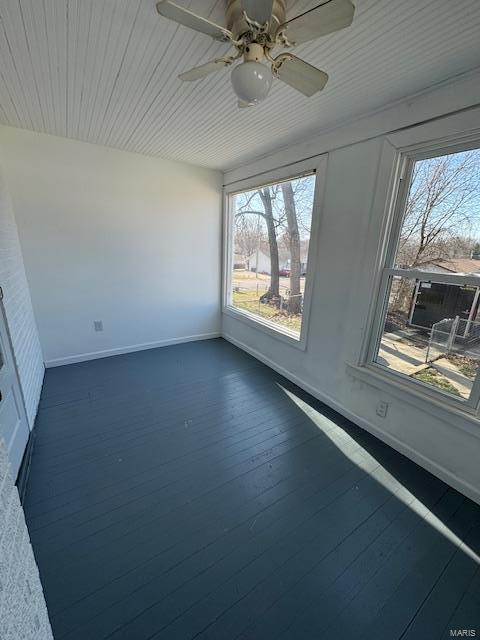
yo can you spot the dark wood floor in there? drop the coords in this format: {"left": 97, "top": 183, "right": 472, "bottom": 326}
{"left": 24, "top": 338, "right": 480, "bottom": 640}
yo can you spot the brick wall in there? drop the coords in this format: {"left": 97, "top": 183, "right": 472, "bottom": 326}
{"left": 0, "top": 439, "right": 53, "bottom": 640}
{"left": 0, "top": 161, "right": 44, "bottom": 427}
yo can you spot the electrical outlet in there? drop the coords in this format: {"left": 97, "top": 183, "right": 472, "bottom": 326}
{"left": 376, "top": 401, "right": 389, "bottom": 418}
{"left": 93, "top": 320, "right": 104, "bottom": 332}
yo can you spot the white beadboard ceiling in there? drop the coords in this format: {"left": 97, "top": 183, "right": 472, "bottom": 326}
{"left": 0, "top": 0, "right": 479, "bottom": 170}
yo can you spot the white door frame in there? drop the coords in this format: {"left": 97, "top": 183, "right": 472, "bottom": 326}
{"left": 0, "top": 286, "right": 30, "bottom": 479}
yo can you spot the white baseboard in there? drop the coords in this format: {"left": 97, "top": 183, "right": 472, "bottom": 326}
{"left": 45, "top": 332, "right": 221, "bottom": 368}
{"left": 222, "top": 332, "right": 480, "bottom": 506}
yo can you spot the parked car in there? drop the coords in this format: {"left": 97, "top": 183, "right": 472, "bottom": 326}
{"left": 279, "top": 268, "right": 291, "bottom": 277}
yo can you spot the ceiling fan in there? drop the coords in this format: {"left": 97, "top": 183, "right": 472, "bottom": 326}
{"left": 156, "top": 0, "right": 355, "bottom": 107}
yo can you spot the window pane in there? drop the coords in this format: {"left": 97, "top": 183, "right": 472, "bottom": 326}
{"left": 230, "top": 174, "right": 316, "bottom": 337}
{"left": 395, "top": 149, "right": 480, "bottom": 273}
{"left": 375, "top": 275, "right": 480, "bottom": 400}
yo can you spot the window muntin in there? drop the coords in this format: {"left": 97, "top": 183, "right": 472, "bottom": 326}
{"left": 228, "top": 173, "right": 316, "bottom": 339}
{"left": 370, "top": 147, "right": 480, "bottom": 406}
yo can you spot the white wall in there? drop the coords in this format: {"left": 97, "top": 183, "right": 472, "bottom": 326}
{"left": 0, "top": 438, "right": 53, "bottom": 639}
{"left": 222, "top": 70, "right": 480, "bottom": 504}
{"left": 0, "top": 127, "right": 223, "bottom": 366}
{"left": 0, "top": 159, "right": 43, "bottom": 426}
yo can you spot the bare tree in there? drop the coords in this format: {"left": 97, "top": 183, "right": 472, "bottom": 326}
{"left": 235, "top": 186, "right": 281, "bottom": 303}
{"left": 397, "top": 151, "right": 480, "bottom": 268}
{"left": 394, "top": 150, "right": 480, "bottom": 312}
{"left": 235, "top": 175, "right": 315, "bottom": 312}
{"left": 443, "top": 234, "right": 476, "bottom": 258}
{"left": 291, "top": 178, "right": 315, "bottom": 237}
{"left": 258, "top": 187, "right": 280, "bottom": 303}
{"left": 234, "top": 216, "right": 264, "bottom": 269}
{"left": 281, "top": 181, "right": 302, "bottom": 314}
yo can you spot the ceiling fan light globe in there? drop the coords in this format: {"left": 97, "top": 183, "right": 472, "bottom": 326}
{"left": 231, "top": 61, "right": 272, "bottom": 104}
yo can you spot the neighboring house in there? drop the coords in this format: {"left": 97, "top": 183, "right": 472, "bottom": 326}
{"left": 408, "top": 257, "right": 480, "bottom": 330}
{"left": 247, "top": 248, "right": 273, "bottom": 274}
{"left": 246, "top": 240, "right": 309, "bottom": 275}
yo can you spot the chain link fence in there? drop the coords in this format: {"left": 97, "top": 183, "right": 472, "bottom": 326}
{"left": 426, "top": 316, "right": 480, "bottom": 363}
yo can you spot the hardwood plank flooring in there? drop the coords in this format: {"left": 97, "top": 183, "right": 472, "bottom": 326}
{"left": 23, "top": 338, "right": 480, "bottom": 639}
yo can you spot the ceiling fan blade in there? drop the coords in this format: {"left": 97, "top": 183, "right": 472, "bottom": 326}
{"left": 179, "top": 59, "right": 231, "bottom": 82}
{"left": 274, "top": 54, "right": 328, "bottom": 97}
{"left": 277, "top": 0, "right": 355, "bottom": 45}
{"left": 241, "top": 0, "right": 273, "bottom": 25}
{"left": 156, "top": 1, "right": 232, "bottom": 41}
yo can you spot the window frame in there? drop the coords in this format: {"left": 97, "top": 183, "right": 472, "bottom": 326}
{"left": 363, "top": 135, "right": 480, "bottom": 414}
{"left": 222, "top": 156, "right": 328, "bottom": 350}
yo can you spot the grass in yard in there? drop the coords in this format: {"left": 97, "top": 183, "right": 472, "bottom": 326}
{"left": 233, "top": 290, "right": 301, "bottom": 333}
{"left": 412, "top": 367, "right": 462, "bottom": 397}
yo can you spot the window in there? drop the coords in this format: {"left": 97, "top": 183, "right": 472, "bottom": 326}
{"left": 225, "top": 171, "right": 317, "bottom": 343}
{"left": 369, "top": 145, "right": 480, "bottom": 408}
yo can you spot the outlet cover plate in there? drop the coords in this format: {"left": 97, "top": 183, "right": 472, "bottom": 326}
{"left": 376, "top": 401, "right": 389, "bottom": 418}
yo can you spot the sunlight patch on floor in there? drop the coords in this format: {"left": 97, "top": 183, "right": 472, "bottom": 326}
{"left": 278, "top": 384, "right": 480, "bottom": 564}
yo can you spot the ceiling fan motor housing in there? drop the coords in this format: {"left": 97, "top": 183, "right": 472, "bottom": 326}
{"left": 225, "top": 0, "right": 287, "bottom": 40}
{"left": 243, "top": 43, "right": 265, "bottom": 62}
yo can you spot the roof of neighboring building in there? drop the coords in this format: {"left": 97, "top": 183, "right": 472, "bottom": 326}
{"left": 427, "top": 258, "right": 480, "bottom": 274}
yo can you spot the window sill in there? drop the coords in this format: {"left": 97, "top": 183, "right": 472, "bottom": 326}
{"left": 222, "top": 305, "right": 307, "bottom": 351}
{"left": 346, "top": 362, "right": 480, "bottom": 440}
